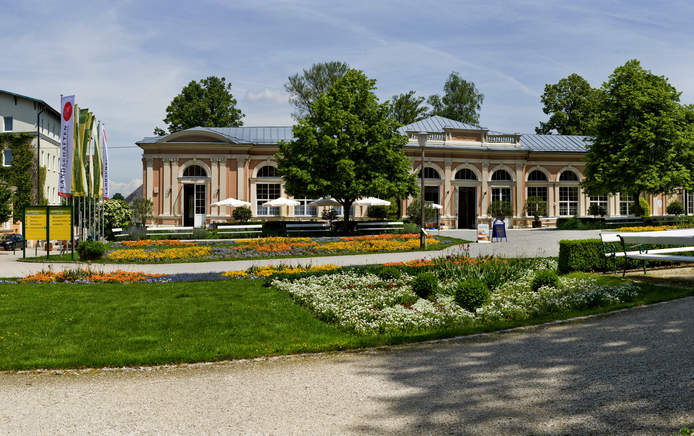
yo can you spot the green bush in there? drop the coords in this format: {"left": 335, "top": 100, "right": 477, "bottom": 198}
{"left": 525, "top": 196, "right": 547, "bottom": 220}
{"left": 638, "top": 197, "right": 650, "bottom": 218}
{"left": 454, "top": 279, "right": 489, "bottom": 312}
{"left": 667, "top": 201, "right": 685, "bottom": 216}
{"left": 406, "top": 199, "right": 437, "bottom": 226}
{"left": 367, "top": 206, "right": 387, "bottom": 219}
{"left": 531, "top": 269, "right": 560, "bottom": 291}
{"left": 556, "top": 217, "right": 605, "bottom": 230}
{"left": 411, "top": 272, "right": 439, "bottom": 299}
{"left": 489, "top": 201, "right": 513, "bottom": 220}
{"left": 558, "top": 239, "right": 605, "bottom": 273}
{"left": 402, "top": 222, "right": 419, "bottom": 234}
{"left": 262, "top": 221, "right": 287, "bottom": 236}
{"left": 77, "top": 241, "right": 106, "bottom": 260}
{"left": 377, "top": 266, "right": 402, "bottom": 281}
{"left": 588, "top": 203, "right": 607, "bottom": 217}
{"left": 232, "top": 207, "right": 252, "bottom": 223}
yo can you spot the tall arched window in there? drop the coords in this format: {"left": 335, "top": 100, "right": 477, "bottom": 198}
{"left": 183, "top": 165, "right": 206, "bottom": 177}
{"left": 257, "top": 165, "right": 277, "bottom": 178}
{"left": 418, "top": 167, "right": 441, "bottom": 179}
{"left": 491, "top": 169, "right": 512, "bottom": 181}
{"left": 559, "top": 171, "right": 579, "bottom": 181}
{"left": 558, "top": 170, "right": 580, "bottom": 216}
{"left": 527, "top": 170, "right": 548, "bottom": 181}
{"left": 455, "top": 168, "right": 477, "bottom": 180}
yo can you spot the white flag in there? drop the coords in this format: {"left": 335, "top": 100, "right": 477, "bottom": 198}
{"left": 58, "top": 95, "right": 75, "bottom": 197}
{"left": 101, "top": 125, "right": 110, "bottom": 200}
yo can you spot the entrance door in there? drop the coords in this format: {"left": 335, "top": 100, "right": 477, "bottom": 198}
{"left": 458, "top": 187, "right": 476, "bottom": 229}
{"left": 183, "top": 184, "right": 194, "bottom": 227}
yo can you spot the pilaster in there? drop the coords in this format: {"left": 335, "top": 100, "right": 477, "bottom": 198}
{"left": 481, "top": 161, "right": 489, "bottom": 217}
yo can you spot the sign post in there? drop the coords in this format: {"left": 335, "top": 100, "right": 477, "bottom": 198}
{"left": 48, "top": 206, "right": 73, "bottom": 260}
{"left": 23, "top": 206, "right": 74, "bottom": 260}
{"left": 24, "top": 207, "right": 47, "bottom": 259}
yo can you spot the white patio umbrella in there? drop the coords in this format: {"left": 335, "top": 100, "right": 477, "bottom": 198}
{"left": 262, "top": 197, "right": 300, "bottom": 207}
{"left": 354, "top": 197, "right": 391, "bottom": 206}
{"left": 308, "top": 197, "right": 342, "bottom": 207}
{"left": 430, "top": 203, "right": 443, "bottom": 210}
{"left": 211, "top": 197, "right": 251, "bottom": 207}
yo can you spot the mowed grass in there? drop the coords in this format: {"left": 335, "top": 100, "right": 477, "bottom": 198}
{"left": 0, "top": 273, "right": 692, "bottom": 370}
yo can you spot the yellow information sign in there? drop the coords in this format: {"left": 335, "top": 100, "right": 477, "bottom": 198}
{"left": 25, "top": 207, "right": 47, "bottom": 240}
{"left": 49, "top": 207, "right": 72, "bottom": 240}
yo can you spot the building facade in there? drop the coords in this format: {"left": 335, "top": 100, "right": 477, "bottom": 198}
{"left": 136, "top": 116, "right": 693, "bottom": 228}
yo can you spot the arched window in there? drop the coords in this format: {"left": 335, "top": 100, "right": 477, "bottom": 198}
{"left": 183, "top": 165, "right": 206, "bottom": 177}
{"left": 257, "top": 165, "right": 277, "bottom": 178}
{"left": 418, "top": 167, "right": 440, "bottom": 179}
{"left": 527, "top": 170, "right": 548, "bottom": 181}
{"left": 455, "top": 168, "right": 477, "bottom": 180}
{"left": 559, "top": 170, "right": 579, "bottom": 181}
{"left": 491, "top": 169, "right": 512, "bottom": 181}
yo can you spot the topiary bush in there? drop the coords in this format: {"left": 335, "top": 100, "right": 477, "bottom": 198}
{"left": 454, "top": 279, "right": 489, "bottom": 312}
{"left": 558, "top": 239, "right": 605, "bottom": 273}
{"left": 667, "top": 201, "right": 685, "bottom": 216}
{"left": 531, "top": 269, "right": 560, "bottom": 291}
{"left": 638, "top": 197, "right": 650, "bottom": 218}
{"left": 489, "top": 200, "right": 513, "bottom": 220}
{"left": 232, "top": 206, "right": 252, "bottom": 223}
{"left": 411, "top": 272, "right": 439, "bottom": 299}
{"left": 77, "top": 241, "right": 106, "bottom": 261}
{"left": 377, "top": 266, "right": 402, "bottom": 281}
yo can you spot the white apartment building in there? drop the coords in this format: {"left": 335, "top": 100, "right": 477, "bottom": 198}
{"left": 0, "top": 90, "right": 61, "bottom": 205}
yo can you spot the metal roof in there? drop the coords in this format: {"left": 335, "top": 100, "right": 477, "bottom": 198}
{"left": 397, "top": 115, "right": 483, "bottom": 134}
{"left": 0, "top": 89, "right": 60, "bottom": 118}
{"left": 520, "top": 134, "right": 590, "bottom": 153}
{"left": 138, "top": 126, "right": 295, "bottom": 145}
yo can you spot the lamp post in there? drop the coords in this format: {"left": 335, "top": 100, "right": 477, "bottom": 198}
{"left": 416, "top": 131, "right": 428, "bottom": 248}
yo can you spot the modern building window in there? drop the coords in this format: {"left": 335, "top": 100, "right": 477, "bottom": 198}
{"left": 491, "top": 187, "right": 511, "bottom": 203}
{"left": 559, "top": 186, "right": 578, "bottom": 216}
{"left": 3, "top": 149, "right": 12, "bottom": 166}
{"left": 3, "top": 117, "right": 12, "bottom": 132}
{"left": 424, "top": 186, "right": 440, "bottom": 204}
{"left": 418, "top": 167, "right": 440, "bottom": 179}
{"left": 257, "top": 165, "right": 277, "bottom": 178}
{"left": 491, "top": 169, "right": 512, "bottom": 181}
{"left": 559, "top": 170, "right": 579, "bottom": 181}
{"left": 454, "top": 168, "right": 477, "bottom": 180}
{"left": 294, "top": 199, "right": 317, "bottom": 217}
{"left": 620, "top": 193, "right": 636, "bottom": 216}
{"left": 589, "top": 195, "right": 608, "bottom": 215}
{"left": 527, "top": 170, "right": 548, "bottom": 181}
{"left": 183, "top": 165, "right": 206, "bottom": 177}
{"left": 256, "top": 183, "right": 280, "bottom": 216}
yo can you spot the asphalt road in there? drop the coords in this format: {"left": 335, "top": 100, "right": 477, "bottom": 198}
{"left": 1, "top": 296, "right": 691, "bottom": 435}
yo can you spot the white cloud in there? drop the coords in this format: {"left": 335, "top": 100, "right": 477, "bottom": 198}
{"left": 109, "top": 179, "right": 142, "bottom": 197}
{"left": 245, "top": 88, "right": 288, "bottom": 104}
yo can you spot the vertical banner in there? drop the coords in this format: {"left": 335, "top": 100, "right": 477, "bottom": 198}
{"left": 92, "top": 121, "right": 102, "bottom": 199}
{"left": 101, "top": 125, "right": 110, "bottom": 200}
{"left": 72, "top": 109, "right": 92, "bottom": 196}
{"left": 58, "top": 95, "right": 75, "bottom": 197}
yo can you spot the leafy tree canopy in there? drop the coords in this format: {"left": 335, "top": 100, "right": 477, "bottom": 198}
{"left": 583, "top": 59, "right": 694, "bottom": 196}
{"left": 103, "top": 199, "right": 132, "bottom": 232}
{"left": 0, "top": 133, "right": 34, "bottom": 222}
{"left": 0, "top": 182, "right": 12, "bottom": 224}
{"left": 536, "top": 73, "right": 599, "bottom": 135}
{"left": 285, "top": 61, "right": 349, "bottom": 119}
{"left": 428, "top": 72, "right": 484, "bottom": 125}
{"left": 111, "top": 192, "right": 125, "bottom": 201}
{"left": 277, "top": 69, "right": 418, "bottom": 225}
{"left": 387, "top": 91, "right": 428, "bottom": 125}
{"left": 154, "top": 76, "right": 244, "bottom": 135}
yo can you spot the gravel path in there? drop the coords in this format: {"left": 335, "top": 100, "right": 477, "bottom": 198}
{"left": 1, "top": 296, "right": 691, "bottom": 435}
{"left": 0, "top": 229, "right": 600, "bottom": 276}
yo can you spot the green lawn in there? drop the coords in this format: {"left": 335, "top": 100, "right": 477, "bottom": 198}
{"left": 0, "top": 275, "right": 691, "bottom": 370}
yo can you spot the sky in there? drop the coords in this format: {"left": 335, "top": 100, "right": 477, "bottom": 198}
{"left": 3, "top": 0, "right": 694, "bottom": 196}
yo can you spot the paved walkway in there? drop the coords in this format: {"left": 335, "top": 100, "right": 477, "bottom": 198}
{"left": 1, "top": 296, "right": 691, "bottom": 434}
{"left": 0, "top": 229, "right": 600, "bottom": 276}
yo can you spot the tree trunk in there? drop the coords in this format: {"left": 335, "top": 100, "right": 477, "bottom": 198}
{"left": 342, "top": 200, "right": 353, "bottom": 233}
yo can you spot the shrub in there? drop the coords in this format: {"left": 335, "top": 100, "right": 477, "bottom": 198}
{"left": 232, "top": 206, "right": 252, "bottom": 223}
{"left": 401, "top": 222, "right": 419, "bottom": 234}
{"left": 77, "top": 241, "right": 105, "bottom": 260}
{"left": 454, "top": 279, "right": 489, "bottom": 312}
{"left": 367, "top": 205, "right": 387, "bottom": 219}
{"left": 262, "top": 221, "right": 287, "bottom": 236}
{"left": 558, "top": 239, "right": 605, "bottom": 273}
{"left": 638, "top": 197, "right": 650, "bottom": 218}
{"left": 321, "top": 209, "right": 338, "bottom": 222}
{"left": 531, "top": 269, "right": 560, "bottom": 291}
{"left": 525, "top": 196, "right": 547, "bottom": 220}
{"left": 377, "top": 266, "right": 402, "bottom": 281}
{"left": 588, "top": 203, "right": 607, "bottom": 217}
{"left": 406, "top": 199, "right": 437, "bottom": 226}
{"left": 411, "top": 272, "right": 439, "bottom": 299}
{"left": 489, "top": 201, "right": 513, "bottom": 220}
{"left": 667, "top": 201, "right": 685, "bottom": 216}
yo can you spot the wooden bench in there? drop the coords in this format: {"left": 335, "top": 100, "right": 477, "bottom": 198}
{"left": 601, "top": 231, "right": 694, "bottom": 276}
{"left": 216, "top": 224, "right": 263, "bottom": 236}
{"left": 286, "top": 222, "right": 330, "bottom": 234}
{"left": 111, "top": 227, "right": 128, "bottom": 239}
{"left": 356, "top": 221, "right": 404, "bottom": 233}
{"left": 145, "top": 226, "right": 195, "bottom": 237}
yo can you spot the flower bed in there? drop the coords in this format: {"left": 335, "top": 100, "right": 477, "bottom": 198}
{"left": 223, "top": 264, "right": 340, "bottom": 278}
{"left": 21, "top": 269, "right": 167, "bottom": 284}
{"left": 272, "top": 257, "right": 640, "bottom": 335}
{"left": 102, "top": 234, "right": 451, "bottom": 263}
{"left": 614, "top": 225, "right": 677, "bottom": 232}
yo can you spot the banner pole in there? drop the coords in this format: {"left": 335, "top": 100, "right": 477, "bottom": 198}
{"left": 46, "top": 205, "right": 50, "bottom": 261}
{"left": 22, "top": 209, "right": 26, "bottom": 259}
{"left": 71, "top": 200, "right": 74, "bottom": 260}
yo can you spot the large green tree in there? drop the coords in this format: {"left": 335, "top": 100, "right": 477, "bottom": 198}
{"left": 285, "top": 61, "right": 350, "bottom": 119}
{"left": 387, "top": 91, "right": 428, "bottom": 125}
{"left": 154, "top": 76, "right": 244, "bottom": 135}
{"left": 536, "top": 73, "right": 599, "bottom": 135}
{"left": 277, "top": 70, "right": 418, "bottom": 227}
{"left": 0, "top": 133, "right": 34, "bottom": 223}
{"left": 428, "top": 72, "right": 484, "bottom": 125}
{"left": 583, "top": 59, "right": 694, "bottom": 197}
{"left": 0, "top": 183, "right": 12, "bottom": 224}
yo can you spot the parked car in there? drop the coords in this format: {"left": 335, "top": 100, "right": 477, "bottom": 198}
{"left": 0, "top": 234, "right": 25, "bottom": 250}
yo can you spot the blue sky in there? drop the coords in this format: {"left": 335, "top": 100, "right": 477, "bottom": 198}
{"left": 3, "top": 0, "right": 694, "bottom": 195}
